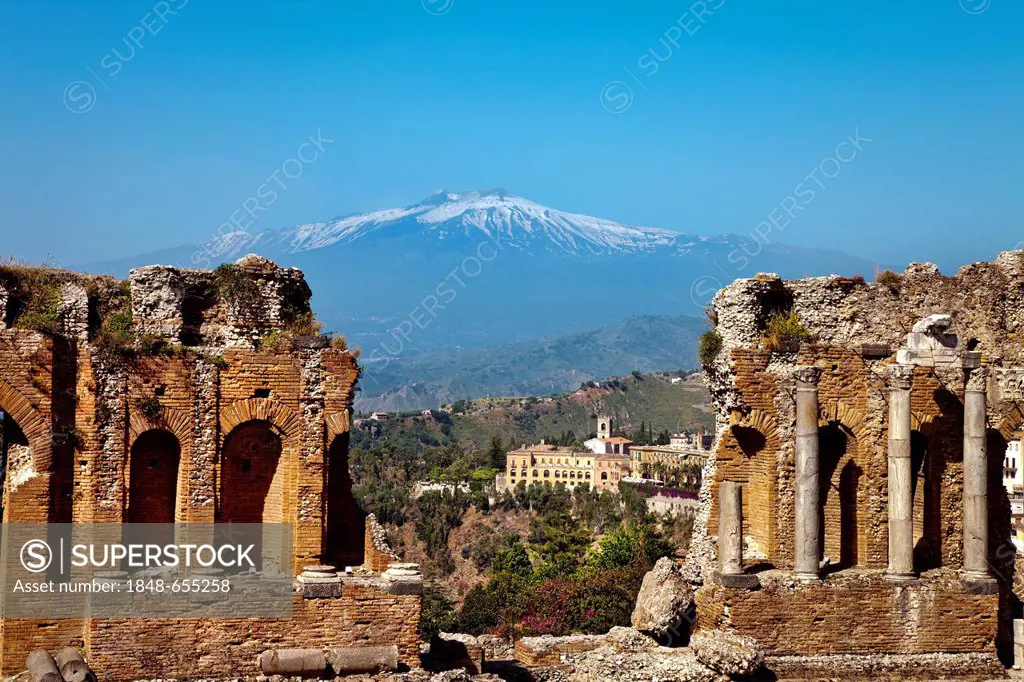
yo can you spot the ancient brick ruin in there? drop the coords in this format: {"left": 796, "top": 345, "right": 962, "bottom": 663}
{"left": 690, "top": 252, "right": 1024, "bottom": 672}
{"left": 0, "top": 256, "right": 421, "bottom": 680}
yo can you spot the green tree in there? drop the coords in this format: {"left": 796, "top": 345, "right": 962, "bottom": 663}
{"left": 530, "top": 510, "right": 592, "bottom": 578}
{"left": 486, "top": 435, "right": 505, "bottom": 470}
{"left": 587, "top": 521, "right": 673, "bottom": 571}
{"left": 420, "top": 587, "right": 458, "bottom": 641}
{"left": 492, "top": 539, "right": 533, "bottom": 578}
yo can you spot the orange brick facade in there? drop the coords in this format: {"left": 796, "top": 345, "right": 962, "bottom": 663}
{"left": 693, "top": 257, "right": 1024, "bottom": 662}
{"left": 0, "top": 258, "right": 421, "bottom": 679}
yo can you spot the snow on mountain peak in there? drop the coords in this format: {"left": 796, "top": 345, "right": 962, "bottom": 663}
{"left": 199, "top": 190, "right": 685, "bottom": 261}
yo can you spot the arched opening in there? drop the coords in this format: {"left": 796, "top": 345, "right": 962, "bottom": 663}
{"left": 325, "top": 433, "right": 365, "bottom": 569}
{"left": 126, "top": 430, "right": 180, "bottom": 524}
{"left": 0, "top": 409, "right": 30, "bottom": 521}
{"left": 819, "top": 422, "right": 863, "bottom": 569}
{"left": 911, "top": 429, "right": 944, "bottom": 570}
{"left": 838, "top": 459, "right": 862, "bottom": 568}
{"left": 220, "top": 420, "right": 283, "bottom": 524}
{"left": 720, "top": 423, "right": 775, "bottom": 564}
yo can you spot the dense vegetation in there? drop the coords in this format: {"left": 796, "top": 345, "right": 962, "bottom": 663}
{"left": 348, "top": 374, "right": 706, "bottom": 642}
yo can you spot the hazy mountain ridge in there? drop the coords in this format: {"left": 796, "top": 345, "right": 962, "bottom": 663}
{"left": 355, "top": 314, "right": 708, "bottom": 412}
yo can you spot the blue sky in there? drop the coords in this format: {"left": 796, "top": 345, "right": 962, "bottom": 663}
{"left": 0, "top": 0, "right": 1021, "bottom": 271}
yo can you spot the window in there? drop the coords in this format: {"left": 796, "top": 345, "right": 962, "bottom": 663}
{"left": 601, "top": 472, "right": 608, "bottom": 481}
{"left": 544, "top": 470, "right": 550, "bottom": 478}
{"left": 555, "top": 471, "right": 560, "bottom": 478}
{"left": 585, "top": 472, "right": 591, "bottom": 479}
{"left": 533, "top": 470, "right": 538, "bottom": 477}
{"left": 521, "top": 469, "right": 527, "bottom": 477}
{"left": 570, "top": 472, "right": 575, "bottom": 479}
{"left": 511, "top": 469, "right": 516, "bottom": 477}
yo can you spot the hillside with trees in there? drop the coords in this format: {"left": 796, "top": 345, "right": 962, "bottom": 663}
{"left": 348, "top": 371, "right": 712, "bottom": 641}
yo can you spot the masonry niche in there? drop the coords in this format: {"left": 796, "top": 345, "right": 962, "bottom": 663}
{"left": 325, "top": 433, "right": 365, "bottom": 569}
{"left": 0, "top": 410, "right": 30, "bottom": 521}
{"left": 126, "top": 430, "right": 180, "bottom": 525}
{"left": 818, "top": 421, "right": 864, "bottom": 569}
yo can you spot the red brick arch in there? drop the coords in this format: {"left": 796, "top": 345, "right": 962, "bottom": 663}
{"left": 0, "top": 378, "right": 51, "bottom": 472}
{"left": 325, "top": 410, "right": 351, "bottom": 440}
{"left": 219, "top": 398, "right": 301, "bottom": 439}
{"left": 994, "top": 400, "right": 1024, "bottom": 441}
{"left": 716, "top": 408, "right": 782, "bottom": 561}
{"left": 128, "top": 405, "right": 191, "bottom": 446}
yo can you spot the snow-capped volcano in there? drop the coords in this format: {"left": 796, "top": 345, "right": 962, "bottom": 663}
{"left": 199, "top": 189, "right": 682, "bottom": 263}
{"left": 84, "top": 189, "right": 884, "bottom": 382}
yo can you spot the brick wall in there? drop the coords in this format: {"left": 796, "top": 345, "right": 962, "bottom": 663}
{"left": 696, "top": 571, "right": 998, "bottom": 655}
{"left": 85, "top": 587, "right": 421, "bottom": 681}
{"left": 0, "top": 264, "right": 419, "bottom": 680}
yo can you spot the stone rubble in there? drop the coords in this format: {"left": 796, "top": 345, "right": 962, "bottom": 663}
{"left": 688, "top": 630, "right": 764, "bottom": 677}
{"left": 630, "top": 557, "right": 694, "bottom": 643}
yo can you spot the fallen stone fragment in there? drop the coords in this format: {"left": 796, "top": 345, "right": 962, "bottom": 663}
{"left": 630, "top": 557, "right": 694, "bottom": 642}
{"left": 689, "top": 629, "right": 764, "bottom": 677}
{"left": 256, "top": 648, "right": 327, "bottom": 677}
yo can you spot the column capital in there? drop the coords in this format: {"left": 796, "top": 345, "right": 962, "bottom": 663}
{"left": 793, "top": 365, "right": 823, "bottom": 388}
{"left": 888, "top": 363, "right": 914, "bottom": 391}
{"left": 965, "top": 366, "right": 989, "bottom": 393}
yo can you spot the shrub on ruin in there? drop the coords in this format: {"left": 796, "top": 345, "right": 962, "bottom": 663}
{"left": 876, "top": 268, "right": 902, "bottom": 292}
{"left": 329, "top": 333, "right": 349, "bottom": 351}
{"left": 133, "top": 397, "right": 163, "bottom": 420}
{"left": 286, "top": 311, "right": 324, "bottom": 337}
{"left": 0, "top": 265, "right": 65, "bottom": 335}
{"left": 213, "top": 263, "right": 261, "bottom": 311}
{"left": 257, "top": 329, "right": 291, "bottom": 353}
{"left": 698, "top": 330, "right": 722, "bottom": 366}
{"left": 760, "top": 310, "right": 813, "bottom": 352}
{"left": 93, "top": 309, "right": 138, "bottom": 362}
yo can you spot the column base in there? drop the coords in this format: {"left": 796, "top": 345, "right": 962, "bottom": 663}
{"left": 794, "top": 571, "right": 821, "bottom": 584}
{"left": 884, "top": 571, "right": 918, "bottom": 583}
{"left": 961, "top": 573, "right": 998, "bottom": 595}
{"left": 712, "top": 570, "right": 760, "bottom": 590}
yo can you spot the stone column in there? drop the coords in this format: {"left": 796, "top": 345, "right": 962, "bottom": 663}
{"left": 715, "top": 480, "right": 759, "bottom": 589}
{"left": 962, "top": 367, "right": 994, "bottom": 587}
{"left": 794, "top": 366, "right": 823, "bottom": 582}
{"left": 886, "top": 364, "right": 916, "bottom": 581}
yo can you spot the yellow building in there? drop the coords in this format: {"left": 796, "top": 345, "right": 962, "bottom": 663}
{"left": 498, "top": 441, "right": 630, "bottom": 493}
{"left": 628, "top": 443, "right": 708, "bottom": 488}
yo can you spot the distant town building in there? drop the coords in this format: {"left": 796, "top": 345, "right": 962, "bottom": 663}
{"left": 583, "top": 414, "right": 632, "bottom": 455}
{"left": 646, "top": 492, "right": 699, "bottom": 517}
{"left": 583, "top": 436, "right": 632, "bottom": 455}
{"left": 411, "top": 481, "right": 472, "bottom": 499}
{"left": 1004, "top": 436, "right": 1024, "bottom": 547}
{"left": 369, "top": 411, "right": 390, "bottom": 422}
{"left": 498, "top": 440, "right": 628, "bottom": 493}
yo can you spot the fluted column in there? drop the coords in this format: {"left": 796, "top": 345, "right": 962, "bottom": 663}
{"left": 962, "top": 367, "right": 992, "bottom": 583}
{"left": 794, "top": 366, "right": 823, "bottom": 582}
{"left": 886, "top": 364, "right": 916, "bottom": 581}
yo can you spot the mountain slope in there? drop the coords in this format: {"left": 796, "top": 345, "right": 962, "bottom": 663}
{"left": 355, "top": 314, "right": 707, "bottom": 411}
{"left": 83, "top": 189, "right": 886, "bottom": 354}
